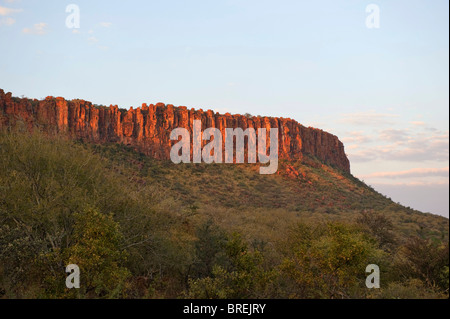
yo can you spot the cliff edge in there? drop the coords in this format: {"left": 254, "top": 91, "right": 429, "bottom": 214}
{"left": 0, "top": 89, "right": 350, "bottom": 173}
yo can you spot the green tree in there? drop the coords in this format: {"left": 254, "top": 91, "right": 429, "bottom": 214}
{"left": 357, "top": 210, "right": 396, "bottom": 251}
{"left": 192, "top": 220, "right": 227, "bottom": 278}
{"left": 187, "top": 233, "right": 277, "bottom": 299}
{"left": 280, "top": 222, "right": 385, "bottom": 298}
{"left": 393, "top": 237, "right": 449, "bottom": 293}
{"left": 61, "top": 209, "right": 130, "bottom": 298}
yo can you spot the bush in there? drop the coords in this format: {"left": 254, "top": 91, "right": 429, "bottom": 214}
{"left": 280, "top": 222, "right": 386, "bottom": 298}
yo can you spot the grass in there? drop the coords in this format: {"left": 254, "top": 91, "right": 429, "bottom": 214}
{"left": 89, "top": 141, "right": 449, "bottom": 244}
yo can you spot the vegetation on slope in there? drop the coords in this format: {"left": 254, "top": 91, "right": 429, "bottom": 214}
{"left": 0, "top": 130, "right": 448, "bottom": 299}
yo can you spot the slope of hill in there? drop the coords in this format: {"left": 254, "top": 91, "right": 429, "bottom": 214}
{"left": 0, "top": 90, "right": 448, "bottom": 299}
{"left": 92, "top": 142, "right": 448, "bottom": 243}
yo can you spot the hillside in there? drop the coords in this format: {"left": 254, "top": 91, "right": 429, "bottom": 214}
{"left": 0, "top": 90, "right": 448, "bottom": 299}
{"left": 93, "top": 142, "right": 448, "bottom": 243}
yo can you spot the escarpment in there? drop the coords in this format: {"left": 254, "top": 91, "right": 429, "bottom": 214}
{"left": 0, "top": 89, "right": 350, "bottom": 173}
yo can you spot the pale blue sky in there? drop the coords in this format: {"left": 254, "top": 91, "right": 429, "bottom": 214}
{"left": 1, "top": 0, "right": 448, "bottom": 216}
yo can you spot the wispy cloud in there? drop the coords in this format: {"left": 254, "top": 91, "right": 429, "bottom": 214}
{"left": 23, "top": 22, "right": 48, "bottom": 35}
{"left": 100, "top": 22, "right": 112, "bottom": 27}
{"left": 341, "top": 131, "right": 372, "bottom": 144}
{"left": 347, "top": 127, "right": 449, "bottom": 163}
{"left": 0, "top": 4, "right": 21, "bottom": 26}
{"left": 379, "top": 129, "right": 410, "bottom": 142}
{"left": 0, "top": 16, "right": 15, "bottom": 26}
{"left": 347, "top": 149, "right": 378, "bottom": 163}
{"left": 372, "top": 180, "right": 449, "bottom": 187}
{"left": 360, "top": 167, "right": 449, "bottom": 179}
{"left": 88, "top": 36, "right": 99, "bottom": 43}
{"left": 0, "top": 5, "right": 22, "bottom": 16}
{"left": 338, "top": 110, "right": 399, "bottom": 126}
{"left": 381, "top": 131, "right": 449, "bottom": 162}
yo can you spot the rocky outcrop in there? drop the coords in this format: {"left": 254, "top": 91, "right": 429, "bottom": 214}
{"left": 0, "top": 89, "right": 350, "bottom": 173}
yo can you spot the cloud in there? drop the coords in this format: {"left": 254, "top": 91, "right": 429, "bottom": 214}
{"left": 382, "top": 131, "right": 449, "bottom": 162}
{"left": 72, "top": 29, "right": 80, "bottom": 34}
{"left": 360, "top": 167, "right": 449, "bottom": 179}
{"left": 338, "top": 110, "right": 399, "bottom": 126}
{"left": 347, "top": 128, "right": 449, "bottom": 163}
{"left": 410, "top": 121, "right": 425, "bottom": 126}
{"left": 88, "top": 36, "right": 99, "bottom": 43}
{"left": 0, "top": 3, "right": 21, "bottom": 27}
{"left": 379, "top": 129, "right": 410, "bottom": 142}
{"left": 100, "top": 22, "right": 112, "bottom": 27}
{"left": 347, "top": 149, "right": 378, "bottom": 163}
{"left": 0, "top": 16, "right": 14, "bottom": 25}
{"left": 341, "top": 131, "right": 372, "bottom": 144}
{"left": 345, "top": 145, "right": 359, "bottom": 150}
{"left": 372, "top": 180, "right": 449, "bottom": 187}
{"left": 23, "top": 22, "right": 48, "bottom": 35}
{"left": 0, "top": 5, "right": 22, "bottom": 16}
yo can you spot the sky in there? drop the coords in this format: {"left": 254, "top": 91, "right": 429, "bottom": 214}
{"left": 0, "top": 0, "right": 448, "bottom": 217}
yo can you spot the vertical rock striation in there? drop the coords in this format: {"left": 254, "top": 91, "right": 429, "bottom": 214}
{"left": 0, "top": 89, "right": 350, "bottom": 173}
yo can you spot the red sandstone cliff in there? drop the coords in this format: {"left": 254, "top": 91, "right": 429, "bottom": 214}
{"left": 0, "top": 89, "right": 350, "bottom": 173}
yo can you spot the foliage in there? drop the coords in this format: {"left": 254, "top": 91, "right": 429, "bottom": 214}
{"left": 0, "top": 130, "right": 448, "bottom": 299}
{"left": 64, "top": 209, "right": 130, "bottom": 298}
{"left": 393, "top": 237, "right": 449, "bottom": 292}
{"left": 357, "top": 210, "right": 397, "bottom": 251}
{"left": 280, "top": 222, "right": 385, "bottom": 298}
{"left": 187, "top": 233, "right": 277, "bottom": 299}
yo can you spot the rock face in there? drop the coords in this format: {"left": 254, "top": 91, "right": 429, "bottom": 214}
{"left": 0, "top": 89, "right": 350, "bottom": 173}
